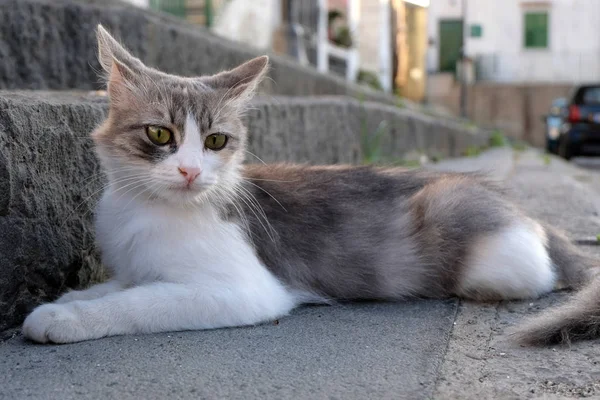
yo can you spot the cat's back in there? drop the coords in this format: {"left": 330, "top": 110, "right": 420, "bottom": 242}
{"left": 242, "top": 163, "right": 443, "bottom": 201}
{"left": 238, "top": 164, "right": 509, "bottom": 299}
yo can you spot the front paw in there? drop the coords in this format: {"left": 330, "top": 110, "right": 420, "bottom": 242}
{"left": 22, "top": 303, "right": 88, "bottom": 344}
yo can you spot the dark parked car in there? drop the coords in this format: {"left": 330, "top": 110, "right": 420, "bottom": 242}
{"left": 550, "top": 85, "right": 600, "bottom": 160}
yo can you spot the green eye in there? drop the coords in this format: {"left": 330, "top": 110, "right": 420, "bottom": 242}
{"left": 146, "top": 126, "right": 172, "bottom": 146}
{"left": 205, "top": 133, "right": 228, "bottom": 151}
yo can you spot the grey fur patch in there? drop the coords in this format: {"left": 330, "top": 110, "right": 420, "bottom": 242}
{"left": 235, "top": 165, "right": 520, "bottom": 300}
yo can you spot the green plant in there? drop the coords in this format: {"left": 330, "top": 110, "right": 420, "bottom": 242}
{"left": 541, "top": 153, "right": 551, "bottom": 166}
{"left": 328, "top": 9, "right": 343, "bottom": 24}
{"left": 489, "top": 130, "right": 506, "bottom": 147}
{"left": 512, "top": 141, "right": 527, "bottom": 152}
{"left": 462, "top": 120, "right": 477, "bottom": 130}
{"left": 356, "top": 70, "right": 383, "bottom": 91}
{"left": 464, "top": 145, "right": 482, "bottom": 157}
{"left": 361, "top": 120, "right": 389, "bottom": 165}
{"left": 328, "top": 8, "right": 353, "bottom": 48}
{"left": 428, "top": 152, "right": 444, "bottom": 163}
{"left": 332, "top": 26, "right": 353, "bottom": 48}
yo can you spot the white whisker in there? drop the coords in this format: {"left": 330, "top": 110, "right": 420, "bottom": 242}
{"left": 244, "top": 180, "right": 287, "bottom": 212}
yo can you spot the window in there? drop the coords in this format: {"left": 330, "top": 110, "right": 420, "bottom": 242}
{"left": 470, "top": 24, "right": 483, "bottom": 38}
{"left": 524, "top": 12, "right": 548, "bottom": 49}
{"left": 574, "top": 86, "right": 600, "bottom": 105}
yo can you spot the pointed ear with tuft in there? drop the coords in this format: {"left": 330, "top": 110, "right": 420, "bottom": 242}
{"left": 96, "top": 25, "right": 146, "bottom": 100}
{"left": 202, "top": 56, "right": 269, "bottom": 103}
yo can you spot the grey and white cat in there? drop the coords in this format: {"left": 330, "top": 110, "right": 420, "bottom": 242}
{"left": 23, "top": 26, "right": 600, "bottom": 345}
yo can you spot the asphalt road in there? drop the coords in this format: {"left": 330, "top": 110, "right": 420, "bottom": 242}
{"left": 572, "top": 157, "right": 600, "bottom": 171}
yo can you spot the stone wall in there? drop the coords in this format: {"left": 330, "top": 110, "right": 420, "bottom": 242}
{"left": 0, "top": 91, "right": 489, "bottom": 331}
{"left": 427, "top": 76, "right": 573, "bottom": 146}
{"left": 0, "top": 0, "right": 395, "bottom": 105}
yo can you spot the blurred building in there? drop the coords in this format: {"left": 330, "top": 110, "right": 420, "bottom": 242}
{"left": 129, "top": 0, "right": 430, "bottom": 102}
{"left": 271, "top": 0, "right": 429, "bottom": 101}
{"left": 427, "top": 0, "right": 600, "bottom": 83}
{"left": 393, "top": 0, "right": 428, "bottom": 101}
{"left": 426, "top": 0, "right": 600, "bottom": 148}
{"left": 124, "top": 0, "right": 227, "bottom": 26}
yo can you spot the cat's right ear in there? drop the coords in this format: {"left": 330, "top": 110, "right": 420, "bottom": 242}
{"left": 96, "top": 25, "right": 145, "bottom": 100}
{"left": 200, "top": 56, "right": 269, "bottom": 105}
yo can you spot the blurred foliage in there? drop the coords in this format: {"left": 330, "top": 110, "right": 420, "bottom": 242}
{"left": 328, "top": 8, "right": 353, "bottom": 47}
{"left": 357, "top": 70, "right": 383, "bottom": 91}
{"left": 361, "top": 120, "right": 389, "bottom": 165}
{"left": 511, "top": 141, "right": 527, "bottom": 152}
{"left": 489, "top": 130, "right": 507, "bottom": 147}
{"left": 542, "top": 153, "right": 551, "bottom": 165}
{"left": 331, "top": 26, "right": 353, "bottom": 48}
{"left": 464, "top": 145, "right": 482, "bottom": 157}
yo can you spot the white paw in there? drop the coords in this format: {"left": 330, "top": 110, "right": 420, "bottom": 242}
{"left": 22, "top": 303, "right": 88, "bottom": 344}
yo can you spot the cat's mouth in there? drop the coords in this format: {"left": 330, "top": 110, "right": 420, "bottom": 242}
{"left": 169, "top": 185, "right": 199, "bottom": 192}
{"left": 166, "top": 183, "right": 210, "bottom": 195}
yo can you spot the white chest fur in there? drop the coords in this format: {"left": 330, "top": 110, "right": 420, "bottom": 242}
{"left": 95, "top": 189, "right": 278, "bottom": 288}
{"left": 22, "top": 190, "right": 298, "bottom": 343}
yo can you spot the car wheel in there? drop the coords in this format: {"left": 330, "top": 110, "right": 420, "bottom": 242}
{"left": 558, "top": 138, "right": 573, "bottom": 160}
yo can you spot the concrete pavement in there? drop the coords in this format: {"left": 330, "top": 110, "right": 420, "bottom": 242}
{"left": 0, "top": 302, "right": 456, "bottom": 400}
{"left": 435, "top": 149, "right": 600, "bottom": 399}
{"left": 1, "top": 148, "right": 600, "bottom": 399}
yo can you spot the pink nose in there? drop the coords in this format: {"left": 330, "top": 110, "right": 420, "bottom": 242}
{"left": 178, "top": 167, "right": 201, "bottom": 184}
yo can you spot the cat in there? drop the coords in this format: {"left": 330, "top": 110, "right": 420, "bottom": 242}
{"left": 22, "top": 25, "right": 600, "bottom": 345}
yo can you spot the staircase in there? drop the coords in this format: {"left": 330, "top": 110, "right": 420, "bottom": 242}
{"left": 0, "top": 0, "right": 489, "bottom": 331}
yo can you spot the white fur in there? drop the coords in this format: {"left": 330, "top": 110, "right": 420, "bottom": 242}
{"left": 22, "top": 114, "right": 297, "bottom": 344}
{"left": 22, "top": 191, "right": 297, "bottom": 343}
{"left": 53, "top": 280, "right": 123, "bottom": 304}
{"left": 457, "top": 222, "right": 556, "bottom": 300}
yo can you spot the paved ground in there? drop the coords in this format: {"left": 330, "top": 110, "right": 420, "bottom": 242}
{"left": 572, "top": 157, "right": 600, "bottom": 171}
{"left": 434, "top": 149, "right": 600, "bottom": 399}
{"left": 1, "top": 148, "right": 600, "bottom": 399}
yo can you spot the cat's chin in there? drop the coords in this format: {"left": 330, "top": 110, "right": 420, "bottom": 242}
{"left": 152, "top": 185, "right": 214, "bottom": 205}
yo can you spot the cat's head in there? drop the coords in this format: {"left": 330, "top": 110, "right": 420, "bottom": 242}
{"left": 92, "top": 25, "right": 267, "bottom": 206}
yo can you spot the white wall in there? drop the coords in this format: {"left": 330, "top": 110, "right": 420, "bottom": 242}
{"left": 358, "top": 0, "right": 381, "bottom": 74}
{"left": 428, "top": 0, "right": 600, "bottom": 83}
{"left": 212, "top": 0, "right": 279, "bottom": 49}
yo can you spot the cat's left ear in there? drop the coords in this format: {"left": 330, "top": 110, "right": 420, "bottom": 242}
{"left": 201, "top": 56, "right": 269, "bottom": 103}
{"left": 96, "top": 25, "right": 147, "bottom": 101}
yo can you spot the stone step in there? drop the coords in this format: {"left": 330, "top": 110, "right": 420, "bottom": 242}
{"left": 1, "top": 0, "right": 394, "bottom": 106}
{"left": 0, "top": 90, "right": 489, "bottom": 331}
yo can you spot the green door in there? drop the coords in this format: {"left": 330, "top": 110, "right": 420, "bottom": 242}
{"left": 439, "top": 20, "right": 464, "bottom": 73}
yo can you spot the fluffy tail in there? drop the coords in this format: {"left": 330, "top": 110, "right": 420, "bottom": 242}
{"left": 515, "top": 226, "right": 600, "bottom": 345}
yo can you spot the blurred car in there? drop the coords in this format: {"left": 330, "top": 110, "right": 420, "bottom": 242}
{"left": 552, "top": 85, "right": 600, "bottom": 160}
{"left": 543, "top": 97, "right": 568, "bottom": 154}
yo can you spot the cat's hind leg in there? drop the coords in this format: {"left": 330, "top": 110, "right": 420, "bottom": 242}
{"left": 455, "top": 221, "right": 557, "bottom": 301}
